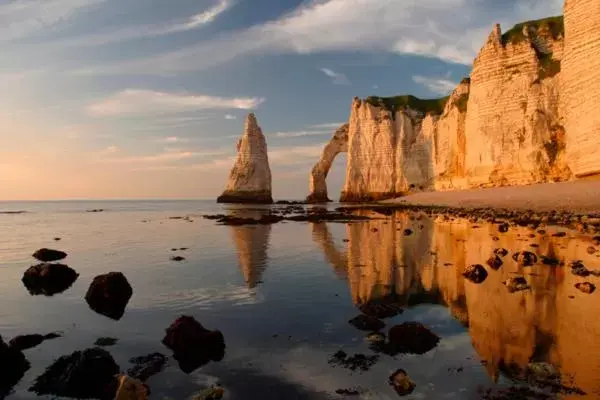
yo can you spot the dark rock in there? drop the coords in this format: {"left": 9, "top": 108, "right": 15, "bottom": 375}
{"left": 335, "top": 388, "right": 362, "bottom": 396}
{"left": 570, "top": 261, "right": 590, "bottom": 277}
{"left": 386, "top": 322, "right": 440, "bottom": 355}
{"left": 171, "top": 256, "right": 186, "bottom": 262}
{"left": 32, "top": 248, "right": 67, "bottom": 262}
{"left": 512, "top": 251, "right": 538, "bottom": 266}
{"left": 494, "top": 248, "right": 509, "bottom": 257}
{"left": 486, "top": 255, "right": 503, "bottom": 270}
{"left": 0, "top": 335, "right": 30, "bottom": 399}
{"left": 462, "top": 264, "right": 488, "bottom": 284}
{"left": 179, "top": 247, "right": 189, "bottom": 251}
{"left": 552, "top": 232, "right": 567, "bottom": 237}
{"left": 162, "top": 316, "right": 225, "bottom": 373}
{"left": 587, "top": 246, "right": 597, "bottom": 254}
{"left": 327, "top": 350, "right": 379, "bottom": 372}
{"left": 358, "top": 296, "right": 404, "bottom": 319}
{"left": 575, "top": 282, "right": 596, "bottom": 294}
{"left": 403, "top": 229, "right": 413, "bottom": 236}
{"left": 22, "top": 263, "right": 79, "bottom": 296}
{"left": 9, "top": 333, "right": 61, "bottom": 351}
{"left": 54, "top": 237, "right": 61, "bottom": 241}
{"left": 503, "top": 277, "right": 530, "bottom": 293}
{"left": 86, "top": 209, "right": 104, "bottom": 213}
{"left": 127, "top": 352, "right": 168, "bottom": 382}
{"left": 85, "top": 272, "right": 133, "bottom": 320}
{"left": 94, "top": 337, "right": 118, "bottom": 347}
{"left": 348, "top": 314, "right": 385, "bottom": 332}
{"left": 388, "top": 369, "right": 416, "bottom": 396}
{"left": 29, "top": 347, "right": 119, "bottom": 399}
{"left": 541, "top": 256, "right": 560, "bottom": 266}
{"left": 370, "top": 228, "right": 379, "bottom": 233}
{"left": 498, "top": 223, "right": 509, "bottom": 233}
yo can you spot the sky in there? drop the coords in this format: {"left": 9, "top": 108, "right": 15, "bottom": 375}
{"left": 0, "top": 0, "right": 563, "bottom": 201}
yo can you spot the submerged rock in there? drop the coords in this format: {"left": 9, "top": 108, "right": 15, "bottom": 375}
{"left": 22, "top": 263, "right": 79, "bottom": 296}
{"left": 85, "top": 272, "right": 133, "bottom": 320}
{"left": 386, "top": 322, "right": 440, "bottom": 355}
{"left": 114, "top": 375, "right": 148, "bottom": 400}
{"left": 32, "top": 248, "right": 67, "bottom": 262}
{"left": 29, "top": 347, "right": 119, "bottom": 399}
{"left": 388, "top": 369, "right": 416, "bottom": 396}
{"left": 503, "top": 277, "right": 530, "bottom": 293}
{"left": 127, "top": 353, "right": 168, "bottom": 382}
{"left": 486, "top": 255, "right": 503, "bottom": 270}
{"left": 358, "top": 297, "right": 404, "bottom": 319}
{"left": 512, "top": 251, "right": 538, "bottom": 266}
{"left": 162, "top": 316, "right": 225, "bottom": 373}
{"left": 348, "top": 314, "right": 385, "bottom": 332}
{"left": 94, "top": 337, "right": 118, "bottom": 347}
{"left": 463, "top": 264, "right": 488, "bottom": 284}
{"left": 327, "top": 350, "right": 379, "bottom": 372}
{"left": 541, "top": 256, "right": 561, "bottom": 266}
{"left": 9, "top": 333, "right": 61, "bottom": 351}
{"left": 171, "top": 256, "right": 186, "bottom": 262}
{"left": 0, "top": 335, "right": 30, "bottom": 399}
{"left": 494, "top": 248, "right": 509, "bottom": 257}
{"left": 570, "top": 260, "right": 591, "bottom": 277}
{"left": 575, "top": 282, "right": 596, "bottom": 294}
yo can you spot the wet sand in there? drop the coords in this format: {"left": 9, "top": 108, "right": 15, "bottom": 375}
{"left": 386, "top": 180, "right": 600, "bottom": 213}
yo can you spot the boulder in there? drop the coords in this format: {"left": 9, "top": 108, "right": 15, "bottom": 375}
{"left": 570, "top": 260, "right": 591, "bottom": 277}
{"left": 348, "top": 314, "right": 385, "bottom": 332}
{"left": 486, "top": 255, "right": 503, "bottom": 270}
{"left": 9, "top": 333, "right": 61, "bottom": 351}
{"left": 387, "top": 322, "right": 440, "bottom": 355}
{"left": 388, "top": 369, "right": 416, "bottom": 396}
{"left": 127, "top": 353, "right": 168, "bottom": 382}
{"left": 503, "top": 277, "right": 530, "bottom": 293}
{"left": 114, "top": 375, "right": 149, "bottom": 400}
{"left": 575, "top": 282, "right": 596, "bottom": 294}
{"left": 512, "top": 251, "right": 538, "bottom": 266}
{"left": 494, "top": 248, "right": 509, "bottom": 257}
{"left": 218, "top": 114, "right": 273, "bottom": 204}
{"left": 0, "top": 335, "right": 30, "bottom": 399}
{"left": 29, "top": 347, "right": 119, "bottom": 399}
{"left": 22, "top": 263, "right": 79, "bottom": 296}
{"left": 32, "top": 248, "right": 67, "bottom": 262}
{"left": 85, "top": 272, "right": 133, "bottom": 320}
{"left": 462, "top": 264, "right": 488, "bottom": 283}
{"left": 162, "top": 316, "right": 225, "bottom": 373}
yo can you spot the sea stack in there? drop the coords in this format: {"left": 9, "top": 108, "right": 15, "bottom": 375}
{"left": 217, "top": 113, "right": 273, "bottom": 204}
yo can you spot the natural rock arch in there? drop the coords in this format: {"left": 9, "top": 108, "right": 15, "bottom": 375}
{"left": 305, "top": 124, "right": 349, "bottom": 203}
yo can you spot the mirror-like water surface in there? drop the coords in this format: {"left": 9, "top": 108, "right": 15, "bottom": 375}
{"left": 1, "top": 200, "right": 599, "bottom": 399}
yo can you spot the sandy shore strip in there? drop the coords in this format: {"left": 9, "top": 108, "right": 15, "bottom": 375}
{"left": 384, "top": 180, "right": 600, "bottom": 213}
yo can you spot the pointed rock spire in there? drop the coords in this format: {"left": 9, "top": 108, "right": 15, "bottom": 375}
{"left": 217, "top": 113, "right": 273, "bottom": 204}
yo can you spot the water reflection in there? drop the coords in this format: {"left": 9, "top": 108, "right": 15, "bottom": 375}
{"left": 227, "top": 209, "right": 271, "bottom": 288}
{"left": 309, "top": 211, "right": 600, "bottom": 397}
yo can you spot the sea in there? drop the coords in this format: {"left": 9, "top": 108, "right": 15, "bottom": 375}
{"left": 1, "top": 200, "right": 599, "bottom": 399}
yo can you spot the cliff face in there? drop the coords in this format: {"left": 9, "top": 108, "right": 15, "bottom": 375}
{"left": 562, "top": 0, "right": 600, "bottom": 177}
{"left": 218, "top": 113, "right": 273, "bottom": 204}
{"left": 310, "top": 10, "right": 600, "bottom": 201}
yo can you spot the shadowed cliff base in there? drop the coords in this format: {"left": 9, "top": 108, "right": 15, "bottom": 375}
{"left": 217, "top": 191, "right": 274, "bottom": 204}
{"left": 339, "top": 191, "right": 406, "bottom": 203}
{"left": 384, "top": 180, "right": 600, "bottom": 213}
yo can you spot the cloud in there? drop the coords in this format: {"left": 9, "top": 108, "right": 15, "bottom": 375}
{"left": 164, "top": 136, "right": 187, "bottom": 143}
{"left": 412, "top": 75, "right": 459, "bottom": 96}
{"left": 87, "top": 90, "right": 265, "bottom": 116}
{"left": 50, "top": 0, "right": 231, "bottom": 47}
{"left": 77, "top": 0, "right": 563, "bottom": 75}
{"left": 224, "top": 114, "right": 237, "bottom": 120}
{"left": 319, "top": 68, "right": 350, "bottom": 85}
{"left": 95, "top": 148, "right": 228, "bottom": 165}
{"left": 0, "top": 0, "right": 106, "bottom": 41}
{"left": 310, "top": 122, "right": 345, "bottom": 130}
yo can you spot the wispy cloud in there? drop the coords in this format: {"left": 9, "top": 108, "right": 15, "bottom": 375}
{"left": 0, "top": 0, "right": 106, "bottom": 41}
{"left": 50, "top": 0, "right": 232, "bottom": 47}
{"left": 319, "top": 68, "right": 350, "bottom": 85}
{"left": 95, "top": 148, "right": 228, "bottom": 165}
{"left": 310, "top": 122, "right": 345, "bottom": 130}
{"left": 224, "top": 113, "right": 237, "bottom": 120}
{"left": 87, "top": 90, "right": 265, "bottom": 116}
{"left": 78, "top": 0, "right": 562, "bottom": 75}
{"left": 412, "top": 75, "right": 458, "bottom": 96}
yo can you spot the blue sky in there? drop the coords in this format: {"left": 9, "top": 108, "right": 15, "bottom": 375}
{"left": 0, "top": 0, "right": 562, "bottom": 200}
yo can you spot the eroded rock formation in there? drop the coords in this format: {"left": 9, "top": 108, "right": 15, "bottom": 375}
{"left": 309, "top": 3, "right": 600, "bottom": 201}
{"left": 218, "top": 113, "right": 273, "bottom": 204}
{"left": 306, "top": 124, "right": 348, "bottom": 203}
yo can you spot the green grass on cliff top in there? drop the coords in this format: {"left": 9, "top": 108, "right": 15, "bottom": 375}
{"left": 501, "top": 16, "right": 564, "bottom": 45}
{"left": 365, "top": 95, "right": 450, "bottom": 115}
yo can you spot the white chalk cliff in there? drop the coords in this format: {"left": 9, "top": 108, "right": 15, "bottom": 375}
{"left": 218, "top": 113, "right": 273, "bottom": 204}
{"left": 309, "top": 0, "right": 600, "bottom": 201}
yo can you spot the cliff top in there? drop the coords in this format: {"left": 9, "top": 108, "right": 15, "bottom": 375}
{"left": 364, "top": 95, "right": 449, "bottom": 116}
{"left": 501, "top": 16, "right": 564, "bottom": 45}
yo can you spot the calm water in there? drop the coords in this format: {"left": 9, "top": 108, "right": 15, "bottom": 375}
{"left": 1, "top": 200, "right": 600, "bottom": 399}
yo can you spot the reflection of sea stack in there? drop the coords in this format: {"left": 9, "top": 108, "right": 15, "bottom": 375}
{"left": 217, "top": 113, "right": 273, "bottom": 204}
{"left": 230, "top": 211, "right": 271, "bottom": 288}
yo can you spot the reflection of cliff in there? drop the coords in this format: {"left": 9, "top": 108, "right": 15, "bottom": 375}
{"left": 228, "top": 210, "right": 271, "bottom": 288}
{"left": 314, "top": 214, "right": 600, "bottom": 396}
